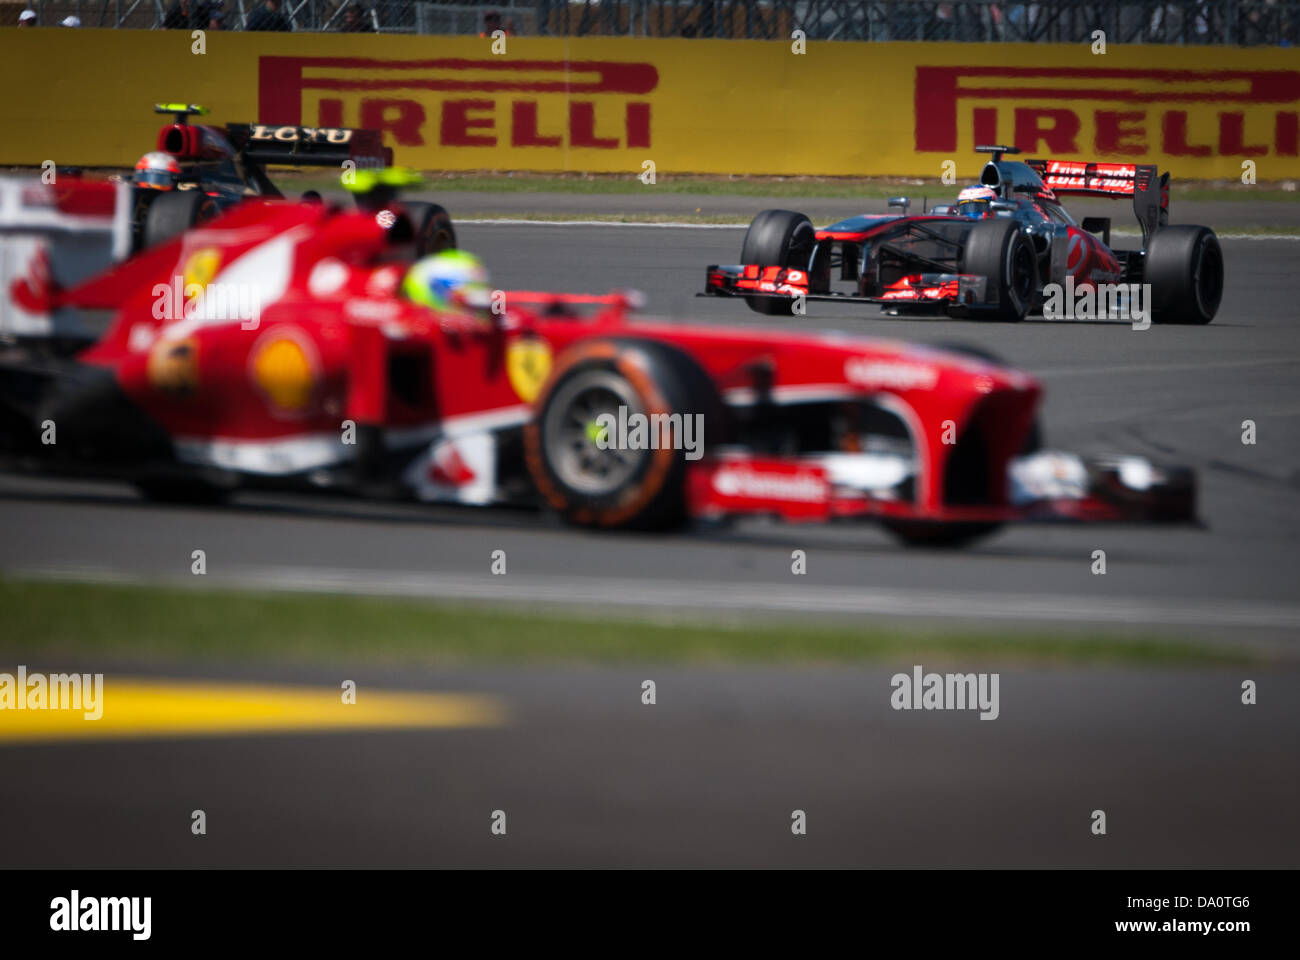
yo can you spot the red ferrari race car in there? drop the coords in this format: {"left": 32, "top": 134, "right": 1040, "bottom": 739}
{"left": 0, "top": 177, "right": 1195, "bottom": 547}
{"left": 703, "top": 145, "right": 1224, "bottom": 325}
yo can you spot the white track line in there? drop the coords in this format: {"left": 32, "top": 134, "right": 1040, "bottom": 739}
{"left": 461, "top": 218, "right": 746, "bottom": 229}
{"left": 17, "top": 565, "right": 1300, "bottom": 633}
{"left": 459, "top": 219, "right": 1300, "bottom": 240}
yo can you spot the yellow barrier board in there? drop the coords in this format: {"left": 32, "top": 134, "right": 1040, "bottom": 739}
{"left": 1, "top": 30, "right": 1298, "bottom": 179}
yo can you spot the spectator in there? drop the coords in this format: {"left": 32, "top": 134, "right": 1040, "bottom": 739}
{"left": 207, "top": 8, "right": 225, "bottom": 29}
{"left": 60, "top": 15, "right": 80, "bottom": 26}
{"left": 164, "top": 0, "right": 194, "bottom": 28}
{"left": 481, "top": 9, "right": 514, "bottom": 36}
{"left": 17, "top": 9, "right": 35, "bottom": 25}
{"left": 337, "top": 3, "right": 372, "bottom": 32}
{"left": 245, "top": 0, "right": 291, "bottom": 31}
{"left": 988, "top": 3, "right": 1004, "bottom": 40}
{"left": 928, "top": 3, "right": 955, "bottom": 41}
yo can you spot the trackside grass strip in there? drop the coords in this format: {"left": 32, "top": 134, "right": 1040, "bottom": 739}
{"left": 0, "top": 578, "right": 1257, "bottom": 667}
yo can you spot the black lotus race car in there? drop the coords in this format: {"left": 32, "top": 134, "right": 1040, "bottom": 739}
{"left": 703, "top": 145, "right": 1224, "bottom": 325}
{"left": 126, "top": 103, "right": 457, "bottom": 256}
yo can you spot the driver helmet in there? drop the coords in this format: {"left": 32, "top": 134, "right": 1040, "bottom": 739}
{"left": 402, "top": 250, "right": 494, "bottom": 320}
{"left": 955, "top": 184, "right": 997, "bottom": 218}
{"left": 133, "top": 152, "right": 182, "bottom": 191}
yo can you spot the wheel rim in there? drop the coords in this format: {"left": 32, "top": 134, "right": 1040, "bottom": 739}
{"left": 544, "top": 370, "right": 648, "bottom": 496}
{"left": 428, "top": 226, "right": 454, "bottom": 253}
{"left": 1007, "top": 235, "right": 1035, "bottom": 309}
{"left": 789, "top": 222, "right": 815, "bottom": 269}
{"left": 420, "top": 217, "right": 455, "bottom": 255}
{"left": 1194, "top": 237, "right": 1224, "bottom": 316}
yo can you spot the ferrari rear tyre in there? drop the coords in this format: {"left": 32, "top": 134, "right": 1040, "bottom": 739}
{"left": 960, "top": 218, "right": 1035, "bottom": 322}
{"left": 525, "top": 339, "right": 720, "bottom": 530}
{"left": 739, "top": 209, "right": 815, "bottom": 316}
{"left": 1145, "top": 225, "right": 1223, "bottom": 325}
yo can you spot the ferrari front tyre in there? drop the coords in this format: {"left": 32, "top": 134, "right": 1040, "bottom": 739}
{"left": 739, "top": 209, "right": 815, "bottom": 316}
{"left": 880, "top": 520, "right": 1003, "bottom": 549}
{"left": 142, "top": 190, "right": 221, "bottom": 249}
{"left": 134, "top": 476, "right": 229, "bottom": 506}
{"left": 403, "top": 201, "right": 457, "bottom": 257}
{"left": 1145, "top": 225, "right": 1223, "bottom": 325}
{"left": 960, "top": 218, "right": 1035, "bottom": 322}
{"left": 525, "top": 339, "right": 720, "bottom": 530}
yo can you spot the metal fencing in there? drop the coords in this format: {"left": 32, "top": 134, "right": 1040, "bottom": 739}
{"left": 6, "top": 0, "right": 1298, "bottom": 45}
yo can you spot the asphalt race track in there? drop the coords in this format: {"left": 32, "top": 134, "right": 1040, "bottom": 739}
{"left": 2, "top": 212, "right": 1298, "bottom": 867}
{"left": 3, "top": 661, "right": 1297, "bottom": 868}
{"left": 3, "top": 223, "right": 1298, "bottom": 638}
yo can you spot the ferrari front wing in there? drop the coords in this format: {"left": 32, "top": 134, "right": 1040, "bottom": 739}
{"left": 685, "top": 448, "right": 1196, "bottom": 527}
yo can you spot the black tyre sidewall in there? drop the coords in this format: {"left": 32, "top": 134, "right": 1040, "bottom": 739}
{"left": 142, "top": 191, "right": 220, "bottom": 249}
{"left": 960, "top": 218, "right": 1034, "bottom": 322}
{"left": 739, "top": 209, "right": 814, "bottom": 316}
{"left": 405, "top": 201, "right": 457, "bottom": 256}
{"left": 135, "top": 476, "right": 229, "bottom": 506}
{"left": 1146, "top": 225, "right": 1222, "bottom": 324}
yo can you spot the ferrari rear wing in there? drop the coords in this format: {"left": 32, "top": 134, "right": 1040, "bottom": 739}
{"left": 1027, "top": 159, "right": 1169, "bottom": 244}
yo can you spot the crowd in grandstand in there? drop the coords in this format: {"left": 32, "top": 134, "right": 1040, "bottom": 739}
{"left": 11, "top": 0, "right": 380, "bottom": 29}
{"left": 7, "top": 1, "right": 1296, "bottom": 44}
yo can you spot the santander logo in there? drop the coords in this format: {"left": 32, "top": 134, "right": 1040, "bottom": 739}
{"left": 844, "top": 357, "right": 939, "bottom": 391}
{"left": 712, "top": 466, "right": 828, "bottom": 503}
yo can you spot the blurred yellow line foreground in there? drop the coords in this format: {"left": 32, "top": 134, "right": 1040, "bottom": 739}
{"left": 0, "top": 678, "right": 508, "bottom": 743}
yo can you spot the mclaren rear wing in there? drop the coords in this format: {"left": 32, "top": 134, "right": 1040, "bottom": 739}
{"left": 1027, "top": 159, "right": 1169, "bottom": 245}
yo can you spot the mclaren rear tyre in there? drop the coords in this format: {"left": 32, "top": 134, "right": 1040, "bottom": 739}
{"left": 404, "top": 202, "right": 457, "bottom": 257}
{"left": 142, "top": 190, "right": 221, "bottom": 250}
{"left": 882, "top": 343, "right": 1041, "bottom": 549}
{"left": 959, "top": 218, "right": 1035, "bottom": 322}
{"left": 525, "top": 339, "right": 721, "bottom": 530}
{"left": 739, "top": 209, "right": 815, "bottom": 316}
{"left": 1145, "top": 225, "right": 1223, "bottom": 325}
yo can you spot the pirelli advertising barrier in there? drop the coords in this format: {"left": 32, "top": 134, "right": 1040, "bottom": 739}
{"left": 1, "top": 30, "right": 1299, "bottom": 179}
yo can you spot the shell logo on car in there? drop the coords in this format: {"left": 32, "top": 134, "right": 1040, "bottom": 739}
{"left": 146, "top": 335, "right": 200, "bottom": 396}
{"left": 250, "top": 330, "right": 317, "bottom": 414}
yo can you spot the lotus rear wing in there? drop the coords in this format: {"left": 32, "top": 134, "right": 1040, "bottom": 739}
{"left": 1027, "top": 159, "right": 1169, "bottom": 244}
{"left": 225, "top": 124, "right": 393, "bottom": 171}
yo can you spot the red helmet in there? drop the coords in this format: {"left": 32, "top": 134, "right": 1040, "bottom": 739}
{"left": 133, "top": 151, "right": 181, "bottom": 191}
